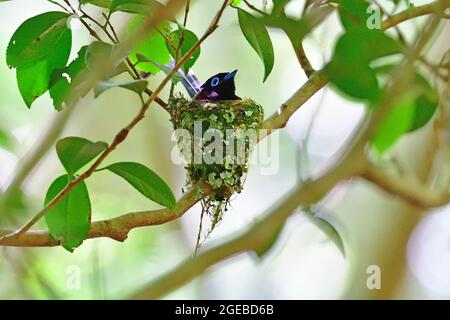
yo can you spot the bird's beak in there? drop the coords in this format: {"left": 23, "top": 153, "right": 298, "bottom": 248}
{"left": 224, "top": 69, "right": 238, "bottom": 81}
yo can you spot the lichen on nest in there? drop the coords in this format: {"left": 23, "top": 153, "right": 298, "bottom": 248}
{"left": 169, "top": 94, "right": 264, "bottom": 249}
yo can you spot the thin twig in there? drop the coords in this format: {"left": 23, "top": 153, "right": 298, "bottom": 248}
{"left": 47, "top": 0, "right": 71, "bottom": 13}
{"left": 294, "top": 45, "right": 315, "bottom": 78}
{"left": 77, "top": 4, "right": 169, "bottom": 109}
{"left": 0, "top": 0, "right": 231, "bottom": 243}
{"left": 243, "top": 0, "right": 266, "bottom": 15}
{"left": 170, "top": 0, "right": 191, "bottom": 99}
{"left": 381, "top": 0, "right": 450, "bottom": 30}
{"left": 294, "top": 0, "right": 315, "bottom": 77}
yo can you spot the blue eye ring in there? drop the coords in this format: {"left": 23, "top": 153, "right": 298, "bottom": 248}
{"left": 211, "top": 77, "right": 220, "bottom": 87}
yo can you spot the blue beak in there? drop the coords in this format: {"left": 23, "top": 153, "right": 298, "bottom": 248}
{"left": 224, "top": 69, "right": 238, "bottom": 81}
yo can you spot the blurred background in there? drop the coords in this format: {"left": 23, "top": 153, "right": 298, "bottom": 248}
{"left": 0, "top": 0, "right": 449, "bottom": 299}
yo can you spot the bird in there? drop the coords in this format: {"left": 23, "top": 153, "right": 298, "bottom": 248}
{"left": 147, "top": 59, "right": 241, "bottom": 101}
{"left": 194, "top": 70, "right": 241, "bottom": 101}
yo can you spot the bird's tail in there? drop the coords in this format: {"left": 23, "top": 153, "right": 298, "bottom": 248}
{"left": 145, "top": 59, "right": 201, "bottom": 98}
{"left": 167, "top": 59, "right": 202, "bottom": 98}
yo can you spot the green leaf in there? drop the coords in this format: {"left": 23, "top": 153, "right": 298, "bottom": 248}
{"left": 375, "top": 64, "right": 439, "bottom": 132}
{"left": 372, "top": 95, "right": 415, "bottom": 154}
{"left": 6, "top": 11, "right": 71, "bottom": 68}
{"left": 334, "top": 27, "right": 402, "bottom": 65}
{"left": 231, "top": 0, "right": 243, "bottom": 5}
{"left": 326, "top": 27, "right": 401, "bottom": 102}
{"left": 16, "top": 60, "right": 52, "bottom": 108}
{"left": 79, "top": 0, "right": 112, "bottom": 8}
{"left": 44, "top": 175, "right": 91, "bottom": 252}
{"left": 128, "top": 17, "right": 171, "bottom": 74}
{"left": 84, "top": 41, "right": 128, "bottom": 79}
{"left": 106, "top": 162, "right": 176, "bottom": 209}
{"left": 237, "top": 9, "right": 274, "bottom": 82}
{"left": 85, "top": 41, "right": 114, "bottom": 69}
{"left": 262, "top": 5, "right": 333, "bottom": 45}
{"left": 94, "top": 79, "right": 148, "bottom": 97}
{"left": 409, "top": 95, "right": 438, "bottom": 132}
{"left": 326, "top": 60, "right": 379, "bottom": 101}
{"left": 166, "top": 29, "right": 200, "bottom": 73}
{"left": 49, "top": 46, "right": 88, "bottom": 110}
{"left": 56, "top": 137, "right": 108, "bottom": 176}
{"left": 7, "top": 12, "right": 72, "bottom": 107}
{"left": 86, "top": 41, "right": 124, "bottom": 73}
{"left": 0, "top": 127, "right": 16, "bottom": 153}
{"left": 110, "top": 0, "right": 163, "bottom": 15}
{"left": 337, "top": 0, "right": 371, "bottom": 30}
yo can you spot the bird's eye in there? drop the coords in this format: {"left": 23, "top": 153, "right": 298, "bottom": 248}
{"left": 211, "top": 77, "right": 220, "bottom": 87}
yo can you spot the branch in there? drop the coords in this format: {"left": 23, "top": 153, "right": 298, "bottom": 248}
{"left": 261, "top": 0, "right": 450, "bottom": 137}
{"left": 0, "top": 185, "right": 210, "bottom": 247}
{"left": 260, "top": 69, "right": 328, "bottom": 135}
{"left": 0, "top": 0, "right": 177, "bottom": 221}
{"left": 0, "top": 0, "right": 189, "bottom": 242}
{"left": 381, "top": 0, "right": 450, "bottom": 30}
{"left": 292, "top": 0, "right": 316, "bottom": 78}
{"left": 243, "top": 0, "right": 266, "bottom": 15}
{"left": 129, "top": 11, "right": 444, "bottom": 299}
{"left": 76, "top": 4, "right": 170, "bottom": 109}
{"left": 0, "top": 0, "right": 231, "bottom": 243}
{"left": 362, "top": 163, "right": 450, "bottom": 209}
{"left": 130, "top": 132, "right": 367, "bottom": 299}
{"left": 0, "top": 1, "right": 450, "bottom": 246}
{"left": 293, "top": 44, "right": 315, "bottom": 78}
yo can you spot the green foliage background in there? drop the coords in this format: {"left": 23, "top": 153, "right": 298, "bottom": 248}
{"left": 0, "top": 0, "right": 448, "bottom": 299}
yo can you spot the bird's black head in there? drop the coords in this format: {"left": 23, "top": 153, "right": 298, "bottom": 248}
{"left": 195, "top": 70, "right": 241, "bottom": 101}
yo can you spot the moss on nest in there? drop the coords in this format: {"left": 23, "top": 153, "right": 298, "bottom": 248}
{"left": 169, "top": 94, "right": 263, "bottom": 248}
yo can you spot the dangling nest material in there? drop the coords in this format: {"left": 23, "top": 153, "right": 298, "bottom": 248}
{"left": 169, "top": 95, "right": 264, "bottom": 250}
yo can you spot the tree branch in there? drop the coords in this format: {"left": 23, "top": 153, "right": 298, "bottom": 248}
{"left": 0, "top": 0, "right": 177, "bottom": 221}
{"left": 260, "top": 69, "right": 328, "bottom": 136}
{"left": 130, "top": 151, "right": 366, "bottom": 299}
{"left": 243, "top": 0, "right": 266, "bottom": 15}
{"left": 0, "top": 0, "right": 447, "bottom": 251}
{"left": 0, "top": 0, "right": 231, "bottom": 243}
{"left": 293, "top": 44, "right": 315, "bottom": 78}
{"left": 260, "top": 0, "right": 450, "bottom": 137}
{"left": 361, "top": 163, "right": 450, "bottom": 209}
{"left": 128, "top": 11, "right": 444, "bottom": 299}
{"left": 0, "top": 0, "right": 189, "bottom": 241}
{"left": 293, "top": 0, "right": 316, "bottom": 78}
{"left": 381, "top": 0, "right": 450, "bottom": 30}
{"left": 0, "top": 185, "right": 210, "bottom": 247}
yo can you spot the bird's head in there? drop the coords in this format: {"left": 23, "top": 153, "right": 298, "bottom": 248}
{"left": 195, "top": 70, "right": 240, "bottom": 101}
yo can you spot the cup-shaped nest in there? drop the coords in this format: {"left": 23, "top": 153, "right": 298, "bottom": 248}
{"left": 169, "top": 95, "right": 264, "bottom": 202}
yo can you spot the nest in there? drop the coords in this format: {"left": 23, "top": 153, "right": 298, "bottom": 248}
{"left": 169, "top": 95, "right": 264, "bottom": 250}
